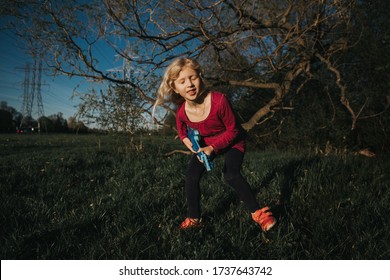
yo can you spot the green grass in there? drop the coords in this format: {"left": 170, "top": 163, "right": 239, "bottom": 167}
{"left": 0, "top": 133, "right": 389, "bottom": 259}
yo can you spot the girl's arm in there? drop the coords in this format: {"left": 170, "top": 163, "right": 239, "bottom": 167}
{"left": 207, "top": 94, "right": 240, "bottom": 153}
{"left": 182, "top": 137, "right": 197, "bottom": 153}
{"left": 176, "top": 107, "right": 197, "bottom": 153}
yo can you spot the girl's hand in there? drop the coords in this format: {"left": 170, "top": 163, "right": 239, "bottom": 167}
{"left": 198, "top": 145, "right": 214, "bottom": 156}
{"left": 183, "top": 138, "right": 214, "bottom": 161}
{"left": 182, "top": 137, "right": 196, "bottom": 153}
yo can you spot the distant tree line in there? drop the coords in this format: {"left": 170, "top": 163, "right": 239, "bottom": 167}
{"left": 0, "top": 101, "right": 88, "bottom": 133}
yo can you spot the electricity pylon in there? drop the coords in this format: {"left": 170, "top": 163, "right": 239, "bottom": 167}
{"left": 19, "top": 55, "right": 45, "bottom": 129}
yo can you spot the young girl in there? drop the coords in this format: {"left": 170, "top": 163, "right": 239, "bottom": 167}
{"left": 154, "top": 58, "right": 276, "bottom": 232}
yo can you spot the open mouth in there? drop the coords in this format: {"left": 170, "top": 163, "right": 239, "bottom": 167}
{"left": 187, "top": 89, "right": 196, "bottom": 96}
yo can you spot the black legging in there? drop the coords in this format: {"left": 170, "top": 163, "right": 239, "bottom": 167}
{"left": 185, "top": 148, "right": 259, "bottom": 219}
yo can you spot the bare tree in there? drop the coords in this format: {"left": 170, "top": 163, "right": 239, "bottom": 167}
{"left": 77, "top": 84, "right": 148, "bottom": 145}
{"left": 4, "top": 0, "right": 361, "bottom": 132}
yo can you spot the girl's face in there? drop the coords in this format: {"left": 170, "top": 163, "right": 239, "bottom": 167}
{"left": 173, "top": 66, "right": 204, "bottom": 102}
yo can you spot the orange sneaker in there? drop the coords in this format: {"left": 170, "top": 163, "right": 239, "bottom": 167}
{"left": 178, "top": 218, "right": 202, "bottom": 229}
{"left": 252, "top": 207, "right": 276, "bottom": 232}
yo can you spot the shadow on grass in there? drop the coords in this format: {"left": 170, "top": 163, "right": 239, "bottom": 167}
{"left": 194, "top": 156, "right": 321, "bottom": 226}
{"left": 260, "top": 157, "right": 320, "bottom": 223}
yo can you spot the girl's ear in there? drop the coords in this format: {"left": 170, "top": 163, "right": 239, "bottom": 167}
{"left": 170, "top": 83, "right": 179, "bottom": 94}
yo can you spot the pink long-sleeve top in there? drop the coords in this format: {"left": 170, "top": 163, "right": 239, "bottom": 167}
{"left": 176, "top": 91, "right": 246, "bottom": 154}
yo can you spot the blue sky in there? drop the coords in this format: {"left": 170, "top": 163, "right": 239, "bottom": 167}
{"left": 0, "top": 28, "right": 89, "bottom": 120}
{"left": 0, "top": 7, "right": 176, "bottom": 125}
{"left": 0, "top": 26, "right": 151, "bottom": 124}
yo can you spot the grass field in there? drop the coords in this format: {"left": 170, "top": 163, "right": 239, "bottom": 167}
{"left": 0, "top": 133, "right": 389, "bottom": 260}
